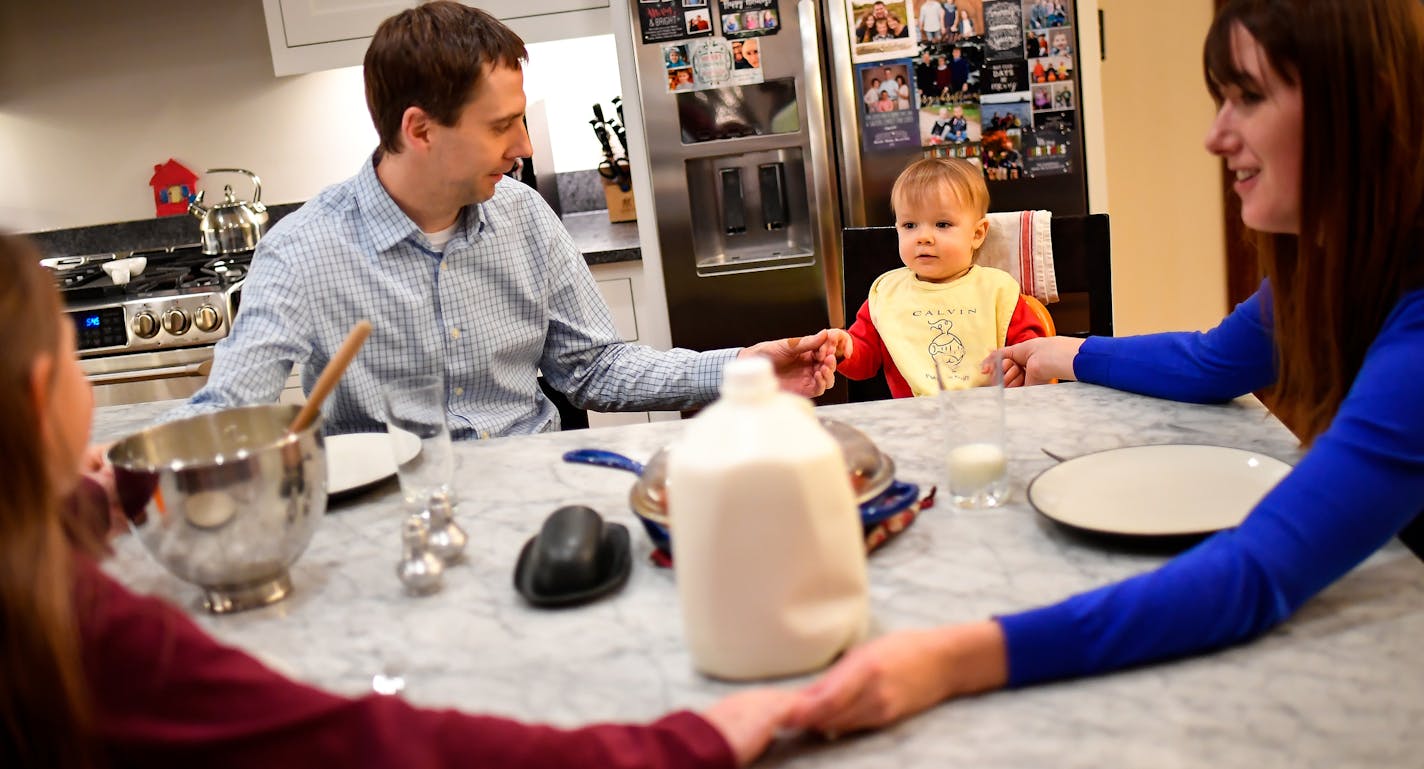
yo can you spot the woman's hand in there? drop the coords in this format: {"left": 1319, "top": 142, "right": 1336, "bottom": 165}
{"left": 700, "top": 688, "right": 799, "bottom": 766}
{"left": 787, "top": 620, "right": 1009, "bottom": 736}
{"left": 1001, "top": 337, "right": 1085, "bottom": 386}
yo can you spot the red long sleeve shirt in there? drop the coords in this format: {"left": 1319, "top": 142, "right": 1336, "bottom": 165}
{"left": 75, "top": 558, "right": 734, "bottom": 769}
{"left": 839, "top": 266, "right": 1046, "bottom": 398}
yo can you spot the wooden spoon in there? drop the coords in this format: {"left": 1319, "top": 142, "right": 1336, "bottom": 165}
{"left": 288, "top": 320, "right": 372, "bottom": 434}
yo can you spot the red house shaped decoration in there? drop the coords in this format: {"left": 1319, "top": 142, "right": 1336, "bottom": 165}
{"left": 149, "top": 159, "right": 199, "bottom": 217}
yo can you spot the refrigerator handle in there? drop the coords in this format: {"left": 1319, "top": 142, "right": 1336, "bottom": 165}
{"left": 797, "top": 0, "right": 846, "bottom": 326}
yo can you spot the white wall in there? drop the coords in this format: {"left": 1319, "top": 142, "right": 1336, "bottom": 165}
{"left": 0, "top": 1, "right": 621, "bottom": 233}
{"left": 1097, "top": 0, "right": 1227, "bottom": 333}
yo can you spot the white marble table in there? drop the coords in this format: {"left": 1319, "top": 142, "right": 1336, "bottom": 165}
{"left": 95, "top": 384, "right": 1424, "bottom": 768}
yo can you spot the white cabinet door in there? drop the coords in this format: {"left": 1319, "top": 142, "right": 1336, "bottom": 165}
{"left": 274, "top": 0, "right": 410, "bottom": 47}
{"left": 263, "top": 0, "right": 611, "bottom": 76}
{"left": 587, "top": 264, "right": 660, "bottom": 428}
{"left": 595, "top": 276, "right": 639, "bottom": 342}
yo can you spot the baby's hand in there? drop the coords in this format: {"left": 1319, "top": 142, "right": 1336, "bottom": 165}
{"left": 826, "top": 329, "right": 854, "bottom": 361}
{"left": 981, "top": 352, "right": 1026, "bottom": 387}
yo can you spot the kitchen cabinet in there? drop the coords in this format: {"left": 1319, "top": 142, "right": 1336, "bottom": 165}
{"left": 262, "top": 0, "right": 611, "bottom": 76}
{"left": 588, "top": 265, "right": 652, "bottom": 428}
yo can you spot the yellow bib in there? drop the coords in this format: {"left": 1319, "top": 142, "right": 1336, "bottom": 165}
{"left": 868, "top": 266, "right": 1021, "bottom": 396}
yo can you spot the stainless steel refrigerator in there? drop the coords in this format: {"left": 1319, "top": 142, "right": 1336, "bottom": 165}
{"left": 613, "top": 0, "right": 1102, "bottom": 350}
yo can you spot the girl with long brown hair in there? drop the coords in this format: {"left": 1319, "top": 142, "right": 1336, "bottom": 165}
{"left": 789, "top": 0, "right": 1424, "bottom": 732}
{"left": 0, "top": 231, "right": 801, "bottom": 767}
{"left": 0, "top": 232, "right": 100, "bottom": 769}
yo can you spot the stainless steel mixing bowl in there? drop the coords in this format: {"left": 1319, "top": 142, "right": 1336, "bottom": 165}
{"left": 109, "top": 404, "right": 327, "bottom": 613}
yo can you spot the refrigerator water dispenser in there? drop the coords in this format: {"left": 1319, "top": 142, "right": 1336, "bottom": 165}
{"left": 687, "top": 148, "right": 812, "bottom": 276}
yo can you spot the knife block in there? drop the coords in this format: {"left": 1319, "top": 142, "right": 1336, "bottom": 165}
{"left": 602, "top": 178, "right": 637, "bottom": 223}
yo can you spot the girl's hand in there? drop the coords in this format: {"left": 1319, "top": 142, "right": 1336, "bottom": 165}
{"left": 700, "top": 688, "right": 799, "bottom": 766}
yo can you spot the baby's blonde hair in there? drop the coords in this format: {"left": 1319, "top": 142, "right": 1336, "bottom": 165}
{"left": 890, "top": 157, "right": 989, "bottom": 220}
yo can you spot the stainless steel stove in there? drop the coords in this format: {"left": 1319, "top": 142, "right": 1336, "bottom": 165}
{"left": 45, "top": 244, "right": 251, "bottom": 406}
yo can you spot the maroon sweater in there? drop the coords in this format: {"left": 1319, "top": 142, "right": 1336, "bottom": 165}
{"left": 76, "top": 558, "right": 734, "bottom": 769}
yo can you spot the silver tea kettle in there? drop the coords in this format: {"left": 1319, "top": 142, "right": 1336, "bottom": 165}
{"left": 189, "top": 168, "right": 269, "bottom": 255}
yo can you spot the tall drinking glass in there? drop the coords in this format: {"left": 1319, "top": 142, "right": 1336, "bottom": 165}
{"left": 935, "top": 351, "right": 1009, "bottom": 509}
{"left": 382, "top": 375, "right": 454, "bottom": 509}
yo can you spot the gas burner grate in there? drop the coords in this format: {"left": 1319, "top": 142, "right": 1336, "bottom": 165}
{"left": 179, "top": 274, "right": 224, "bottom": 290}
{"left": 122, "top": 268, "right": 190, "bottom": 295}
{"left": 200, "top": 256, "right": 249, "bottom": 283}
{"left": 52, "top": 265, "right": 105, "bottom": 289}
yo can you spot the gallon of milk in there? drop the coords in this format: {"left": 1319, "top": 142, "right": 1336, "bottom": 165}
{"left": 666, "top": 357, "right": 869, "bottom": 680}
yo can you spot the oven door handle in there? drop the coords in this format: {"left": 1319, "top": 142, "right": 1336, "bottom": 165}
{"left": 87, "top": 358, "right": 213, "bottom": 386}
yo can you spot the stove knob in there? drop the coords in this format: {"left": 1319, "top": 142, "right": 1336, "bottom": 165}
{"left": 162, "top": 308, "right": 191, "bottom": 335}
{"left": 194, "top": 305, "right": 223, "bottom": 333}
{"left": 132, "top": 311, "right": 159, "bottom": 339}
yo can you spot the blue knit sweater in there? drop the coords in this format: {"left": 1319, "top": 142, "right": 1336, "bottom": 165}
{"left": 998, "top": 284, "right": 1424, "bottom": 685}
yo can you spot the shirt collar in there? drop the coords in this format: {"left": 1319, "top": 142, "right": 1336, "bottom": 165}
{"left": 356, "top": 152, "right": 491, "bottom": 253}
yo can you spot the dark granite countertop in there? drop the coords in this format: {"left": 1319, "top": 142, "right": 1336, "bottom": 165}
{"left": 562, "top": 210, "right": 641, "bottom": 265}
{"left": 27, "top": 205, "right": 640, "bottom": 267}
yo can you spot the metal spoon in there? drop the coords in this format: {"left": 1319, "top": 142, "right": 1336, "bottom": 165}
{"left": 1041, "top": 447, "right": 1069, "bottom": 463}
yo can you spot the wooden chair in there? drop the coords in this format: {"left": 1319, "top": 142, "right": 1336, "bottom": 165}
{"left": 839, "top": 213, "right": 1111, "bottom": 403}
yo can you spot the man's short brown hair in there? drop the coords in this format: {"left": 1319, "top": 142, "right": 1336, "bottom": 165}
{"left": 364, "top": 1, "right": 528, "bottom": 155}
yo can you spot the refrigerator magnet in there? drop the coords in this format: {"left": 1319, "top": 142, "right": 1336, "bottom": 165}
{"left": 982, "top": 0, "right": 1026, "bottom": 61}
{"left": 718, "top": 0, "right": 781, "bottom": 39}
{"left": 686, "top": 37, "right": 764, "bottom": 88}
{"left": 848, "top": 0, "right": 918, "bottom": 63}
{"left": 921, "top": 102, "right": 980, "bottom": 149}
{"left": 856, "top": 60, "right": 922, "bottom": 153}
{"left": 639, "top": 0, "right": 714, "bottom": 44}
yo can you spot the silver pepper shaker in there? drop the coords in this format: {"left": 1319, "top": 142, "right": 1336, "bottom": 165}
{"left": 396, "top": 513, "right": 444, "bottom": 594}
{"left": 423, "top": 491, "right": 468, "bottom": 564}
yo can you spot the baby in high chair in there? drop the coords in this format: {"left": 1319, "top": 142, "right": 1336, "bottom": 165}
{"left": 831, "top": 157, "right": 1047, "bottom": 396}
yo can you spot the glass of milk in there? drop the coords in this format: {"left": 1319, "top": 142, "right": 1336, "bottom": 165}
{"left": 934, "top": 352, "right": 1009, "bottom": 508}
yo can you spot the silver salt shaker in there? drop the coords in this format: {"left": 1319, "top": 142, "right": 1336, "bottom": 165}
{"left": 397, "top": 513, "right": 444, "bottom": 594}
{"left": 423, "top": 491, "right": 468, "bottom": 564}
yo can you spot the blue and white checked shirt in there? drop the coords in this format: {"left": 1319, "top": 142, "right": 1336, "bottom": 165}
{"left": 174, "top": 156, "right": 736, "bottom": 438}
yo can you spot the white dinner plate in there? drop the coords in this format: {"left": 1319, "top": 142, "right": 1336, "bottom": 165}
{"left": 1027, "top": 444, "right": 1293, "bottom": 537}
{"left": 325, "top": 432, "right": 422, "bottom": 498}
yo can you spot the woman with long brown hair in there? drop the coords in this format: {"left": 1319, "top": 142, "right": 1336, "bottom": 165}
{"left": 0, "top": 231, "right": 798, "bottom": 768}
{"left": 792, "top": 0, "right": 1424, "bottom": 732}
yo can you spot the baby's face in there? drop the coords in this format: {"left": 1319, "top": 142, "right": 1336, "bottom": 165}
{"left": 895, "top": 188, "right": 988, "bottom": 283}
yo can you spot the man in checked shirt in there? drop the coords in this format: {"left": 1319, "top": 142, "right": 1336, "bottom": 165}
{"left": 175, "top": 2, "right": 841, "bottom": 439}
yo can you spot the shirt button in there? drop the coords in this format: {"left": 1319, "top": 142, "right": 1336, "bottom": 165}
{"left": 450, "top": 327, "right": 461, "bottom": 339}
{"left": 454, "top": 386, "right": 464, "bottom": 396}
{"left": 440, "top": 262, "right": 447, "bottom": 271}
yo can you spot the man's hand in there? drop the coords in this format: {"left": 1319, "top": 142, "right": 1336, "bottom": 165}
{"left": 739, "top": 329, "right": 839, "bottom": 398}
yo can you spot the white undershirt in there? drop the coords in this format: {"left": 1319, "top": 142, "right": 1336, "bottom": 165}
{"left": 425, "top": 222, "right": 458, "bottom": 252}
